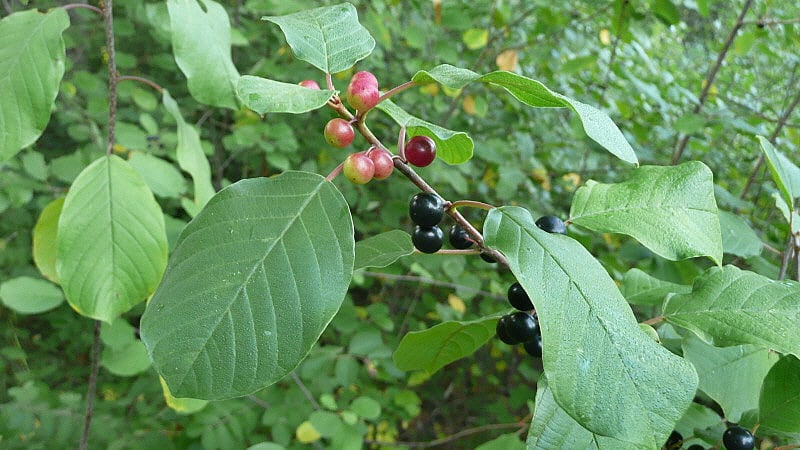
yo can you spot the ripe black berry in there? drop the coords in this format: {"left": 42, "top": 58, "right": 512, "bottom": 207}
{"left": 686, "top": 446, "right": 705, "bottom": 450}
{"left": 507, "top": 282, "right": 534, "bottom": 311}
{"left": 722, "top": 426, "right": 755, "bottom": 450}
{"left": 480, "top": 252, "right": 497, "bottom": 263}
{"left": 409, "top": 193, "right": 444, "bottom": 227}
{"left": 523, "top": 334, "right": 543, "bottom": 357}
{"left": 535, "top": 215, "right": 567, "bottom": 235}
{"left": 496, "top": 316, "right": 517, "bottom": 345}
{"left": 505, "top": 311, "right": 539, "bottom": 343}
{"left": 412, "top": 226, "right": 443, "bottom": 254}
{"left": 665, "top": 431, "right": 683, "bottom": 449}
{"left": 448, "top": 224, "right": 473, "bottom": 249}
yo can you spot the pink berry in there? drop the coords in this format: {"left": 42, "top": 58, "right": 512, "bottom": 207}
{"left": 346, "top": 71, "right": 380, "bottom": 111}
{"left": 405, "top": 135, "right": 436, "bottom": 167}
{"left": 369, "top": 149, "right": 394, "bottom": 180}
{"left": 299, "top": 79, "right": 320, "bottom": 90}
{"left": 342, "top": 152, "right": 375, "bottom": 184}
{"left": 324, "top": 118, "right": 355, "bottom": 148}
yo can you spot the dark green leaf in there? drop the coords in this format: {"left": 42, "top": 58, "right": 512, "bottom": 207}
{"left": 354, "top": 230, "right": 413, "bottom": 270}
{"left": 719, "top": 210, "right": 762, "bottom": 258}
{"left": 237, "top": 76, "right": 335, "bottom": 114}
{"left": 619, "top": 268, "right": 691, "bottom": 306}
{"left": 759, "top": 136, "right": 800, "bottom": 209}
{"left": 759, "top": 355, "right": 800, "bottom": 433}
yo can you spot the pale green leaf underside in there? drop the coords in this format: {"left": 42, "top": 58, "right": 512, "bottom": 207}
{"left": 664, "top": 265, "right": 800, "bottom": 357}
{"left": 0, "top": 276, "right": 63, "bottom": 315}
{"left": 263, "top": 3, "right": 375, "bottom": 74}
{"left": 759, "top": 135, "right": 800, "bottom": 210}
{"left": 393, "top": 317, "right": 497, "bottom": 374}
{"left": 759, "top": 355, "right": 800, "bottom": 433}
{"left": 56, "top": 155, "right": 168, "bottom": 322}
{"left": 570, "top": 161, "right": 723, "bottom": 264}
{"left": 140, "top": 171, "right": 355, "bottom": 400}
{"left": 32, "top": 196, "right": 64, "bottom": 283}
{"left": 376, "top": 99, "right": 473, "bottom": 164}
{"left": 484, "top": 206, "right": 696, "bottom": 447}
{"left": 619, "top": 268, "right": 691, "bottom": 306}
{"left": 0, "top": 8, "right": 69, "bottom": 162}
{"left": 167, "top": 0, "right": 240, "bottom": 109}
{"left": 237, "top": 76, "right": 335, "bottom": 114}
{"left": 718, "top": 210, "right": 762, "bottom": 258}
{"left": 354, "top": 230, "right": 413, "bottom": 270}
{"left": 412, "top": 64, "right": 637, "bottom": 165}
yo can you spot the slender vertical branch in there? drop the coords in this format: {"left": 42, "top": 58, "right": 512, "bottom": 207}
{"left": 103, "top": 0, "right": 118, "bottom": 156}
{"left": 671, "top": 0, "right": 753, "bottom": 164}
{"left": 78, "top": 320, "right": 102, "bottom": 450}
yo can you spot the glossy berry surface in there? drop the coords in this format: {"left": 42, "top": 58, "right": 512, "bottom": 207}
{"left": 505, "top": 311, "right": 539, "bottom": 344}
{"left": 324, "top": 118, "right": 355, "bottom": 148}
{"left": 342, "top": 152, "right": 374, "bottom": 184}
{"left": 409, "top": 193, "right": 444, "bottom": 227}
{"left": 496, "top": 315, "right": 517, "bottom": 345}
{"left": 405, "top": 135, "right": 437, "bottom": 167}
{"left": 535, "top": 215, "right": 567, "bottom": 235}
{"left": 368, "top": 149, "right": 394, "bottom": 180}
{"left": 346, "top": 71, "right": 380, "bottom": 111}
{"left": 412, "top": 226, "right": 443, "bottom": 254}
{"left": 664, "top": 431, "right": 683, "bottom": 449}
{"left": 523, "top": 333, "right": 543, "bottom": 357}
{"left": 298, "top": 79, "right": 320, "bottom": 90}
{"left": 507, "top": 282, "right": 534, "bottom": 311}
{"left": 722, "top": 426, "right": 755, "bottom": 450}
{"left": 480, "top": 252, "right": 497, "bottom": 263}
{"left": 448, "top": 224, "right": 473, "bottom": 249}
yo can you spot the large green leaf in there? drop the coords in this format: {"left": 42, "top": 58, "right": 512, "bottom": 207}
{"left": 167, "top": 0, "right": 240, "bottom": 109}
{"left": 759, "top": 136, "right": 800, "bottom": 210}
{"left": 0, "top": 8, "right": 69, "bottom": 162}
{"left": 263, "top": 3, "right": 375, "bottom": 74}
{"left": 393, "top": 316, "right": 497, "bottom": 374}
{"left": 759, "top": 355, "right": 800, "bottom": 433}
{"left": 718, "top": 210, "right": 762, "bottom": 258}
{"left": 412, "top": 65, "right": 638, "bottom": 165}
{"left": 237, "top": 76, "right": 335, "bottom": 114}
{"left": 56, "top": 155, "right": 168, "bottom": 322}
{"left": 570, "top": 162, "right": 723, "bottom": 264}
{"left": 619, "top": 268, "right": 691, "bottom": 306}
{"left": 140, "top": 171, "right": 355, "bottom": 400}
{"left": 354, "top": 230, "right": 413, "bottom": 270}
{"left": 376, "top": 99, "right": 474, "bottom": 164}
{"left": 484, "top": 206, "right": 697, "bottom": 447}
{"left": 682, "top": 334, "right": 778, "bottom": 422}
{"left": 664, "top": 265, "right": 800, "bottom": 357}
{"left": 527, "top": 375, "right": 638, "bottom": 450}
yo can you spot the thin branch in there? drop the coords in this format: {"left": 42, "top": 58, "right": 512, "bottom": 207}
{"left": 117, "top": 75, "right": 163, "bottom": 93}
{"left": 600, "top": 0, "right": 628, "bottom": 99}
{"left": 743, "top": 17, "right": 800, "bottom": 26}
{"left": 361, "top": 271, "right": 506, "bottom": 300}
{"left": 246, "top": 394, "right": 271, "bottom": 409}
{"left": 364, "top": 420, "right": 527, "bottom": 448}
{"left": 63, "top": 3, "right": 103, "bottom": 14}
{"left": 78, "top": 320, "right": 102, "bottom": 450}
{"left": 778, "top": 233, "right": 793, "bottom": 281}
{"left": 671, "top": 0, "right": 754, "bottom": 164}
{"left": 378, "top": 80, "right": 417, "bottom": 103}
{"left": 291, "top": 372, "right": 321, "bottom": 410}
{"left": 103, "top": 0, "right": 118, "bottom": 156}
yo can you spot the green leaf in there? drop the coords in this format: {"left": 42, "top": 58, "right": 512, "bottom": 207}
{"left": 0, "top": 276, "right": 63, "bottom": 315}
{"left": 349, "top": 396, "right": 381, "bottom": 420}
{"left": 462, "top": 28, "right": 488, "bottom": 50}
{"left": 0, "top": 8, "right": 69, "bottom": 162}
{"left": 759, "top": 135, "right": 800, "bottom": 209}
{"left": 376, "top": 99, "right": 474, "bottom": 164}
{"left": 682, "top": 334, "right": 778, "bottom": 422}
{"left": 476, "top": 433, "right": 524, "bottom": 450}
{"left": 159, "top": 377, "right": 208, "bottom": 414}
{"left": 56, "top": 155, "right": 168, "bottom": 322}
{"left": 263, "top": 3, "right": 375, "bottom": 74}
{"left": 664, "top": 265, "right": 800, "bottom": 356}
{"left": 393, "top": 316, "right": 497, "bottom": 374}
{"left": 354, "top": 230, "right": 413, "bottom": 270}
{"left": 411, "top": 65, "right": 638, "bottom": 165}
{"left": 140, "top": 171, "right": 355, "bottom": 400}
{"left": 653, "top": 0, "right": 681, "bottom": 25}
{"left": 619, "top": 268, "right": 691, "bottom": 306}
{"left": 100, "top": 320, "right": 151, "bottom": 377}
{"left": 718, "top": 210, "right": 762, "bottom": 258}
{"left": 162, "top": 90, "right": 215, "bottom": 214}
{"left": 673, "top": 113, "right": 706, "bottom": 134}
{"left": 32, "top": 197, "right": 64, "bottom": 283}
{"left": 570, "top": 162, "right": 723, "bottom": 264}
{"left": 237, "top": 76, "right": 335, "bottom": 114}
{"left": 759, "top": 355, "right": 800, "bottom": 433}
{"left": 127, "top": 152, "right": 188, "bottom": 199}
{"left": 527, "top": 375, "right": 639, "bottom": 450}
{"left": 484, "top": 206, "right": 697, "bottom": 447}
{"left": 167, "top": 0, "right": 240, "bottom": 109}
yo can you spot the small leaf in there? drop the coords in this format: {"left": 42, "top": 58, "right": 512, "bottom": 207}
{"left": 393, "top": 316, "right": 497, "bottom": 374}
{"left": 56, "top": 155, "right": 168, "bottom": 322}
{"left": 718, "top": 210, "right": 762, "bottom": 258}
{"left": 32, "top": 197, "right": 65, "bottom": 283}
{"left": 484, "top": 206, "right": 697, "bottom": 447}
{"left": 653, "top": 0, "right": 681, "bottom": 25}
{"left": 296, "top": 421, "right": 321, "bottom": 443}
{"left": 0, "top": 276, "right": 63, "bottom": 315}
{"left": 376, "top": 99, "right": 473, "bottom": 164}
{"left": 664, "top": 265, "right": 800, "bottom": 357}
{"left": 759, "top": 355, "right": 800, "bottom": 433}
{"left": 462, "top": 28, "right": 488, "bottom": 50}
{"left": 100, "top": 320, "right": 151, "bottom": 377}
{"left": 619, "top": 268, "right": 691, "bottom": 306}
{"left": 263, "top": 3, "right": 375, "bottom": 74}
{"left": 0, "top": 8, "right": 69, "bottom": 161}
{"left": 759, "top": 135, "right": 800, "bottom": 210}
{"left": 570, "top": 162, "right": 723, "bottom": 264}
{"left": 167, "top": 0, "right": 240, "bottom": 109}
{"left": 128, "top": 152, "right": 188, "bottom": 199}
{"left": 354, "top": 230, "right": 413, "bottom": 270}
{"left": 349, "top": 396, "right": 381, "bottom": 420}
{"left": 237, "top": 76, "right": 335, "bottom": 114}
{"left": 140, "top": 171, "right": 355, "bottom": 400}
{"left": 159, "top": 377, "right": 208, "bottom": 414}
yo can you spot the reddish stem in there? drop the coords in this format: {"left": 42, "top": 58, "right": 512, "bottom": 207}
{"left": 378, "top": 80, "right": 416, "bottom": 103}
{"left": 325, "top": 162, "right": 344, "bottom": 182}
{"left": 63, "top": 3, "right": 103, "bottom": 14}
{"left": 117, "top": 75, "right": 163, "bottom": 93}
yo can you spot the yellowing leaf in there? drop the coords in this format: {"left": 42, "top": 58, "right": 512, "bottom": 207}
{"left": 599, "top": 28, "right": 611, "bottom": 45}
{"left": 447, "top": 294, "right": 466, "bottom": 313}
{"left": 462, "top": 28, "right": 488, "bottom": 50}
{"left": 419, "top": 83, "right": 439, "bottom": 96}
{"left": 462, "top": 95, "right": 477, "bottom": 115}
{"left": 296, "top": 421, "right": 322, "bottom": 443}
{"left": 496, "top": 49, "right": 518, "bottom": 72}
{"left": 159, "top": 377, "right": 207, "bottom": 414}
{"left": 562, "top": 172, "right": 581, "bottom": 191}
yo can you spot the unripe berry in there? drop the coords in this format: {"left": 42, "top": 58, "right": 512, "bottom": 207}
{"left": 368, "top": 149, "right": 394, "bottom": 180}
{"left": 299, "top": 79, "right": 320, "bottom": 90}
{"left": 324, "top": 118, "right": 355, "bottom": 148}
{"left": 342, "top": 152, "right": 374, "bottom": 184}
{"left": 346, "top": 71, "right": 380, "bottom": 111}
{"left": 405, "top": 135, "right": 437, "bottom": 167}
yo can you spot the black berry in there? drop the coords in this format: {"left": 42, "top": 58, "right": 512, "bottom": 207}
{"left": 665, "top": 431, "right": 683, "bottom": 449}
{"left": 505, "top": 311, "right": 539, "bottom": 343}
{"left": 722, "top": 426, "right": 755, "bottom": 450}
{"left": 535, "top": 215, "right": 567, "bottom": 235}
{"left": 480, "top": 252, "right": 497, "bottom": 263}
{"left": 409, "top": 193, "right": 444, "bottom": 227}
{"left": 412, "top": 226, "right": 443, "bottom": 254}
{"left": 448, "top": 224, "right": 473, "bottom": 249}
{"left": 686, "top": 446, "right": 705, "bottom": 450}
{"left": 523, "top": 334, "right": 543, "bottom": 357}
{"left": 496, "top": 316, "right": 517, "bottom": 345}
{"left": 507, "top": 282, "right": 534, "bottom": 311}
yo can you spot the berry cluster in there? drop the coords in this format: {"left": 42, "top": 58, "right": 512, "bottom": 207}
{"left": 496, "top": 282, "right": 542, "bottom": 357}
{"left": 409, "top": 193, "right": 445, "bottom": 253}
{"left": 660, "top": 425, "right": 755, "bottom": 450}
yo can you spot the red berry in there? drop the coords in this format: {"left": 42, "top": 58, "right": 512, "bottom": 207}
{"left": 405, "top": 135, "right": 436, "bottom": 167}
{"left": 346, "top": 71, "right": 380, "bottom": 111}
{"left": 342, "top": 152, "right": 374, "bottom": 184}
{"left": 299, "top": 79, "right": 320, "bottom": 90}
{"left": 368, "top": 149, "right": 394, "bottom": 180}
{"left": 324, "top": 118, "right": 355, "bottom": 148}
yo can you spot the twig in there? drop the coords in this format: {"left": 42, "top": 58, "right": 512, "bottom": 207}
{"left": 291, "top": 372, "right": 321, "bottom": 410}
{"left": 671, "top": 0, "right": 754, "bottom": 164}
{"left": 600, "top": 0, "right": 628, "bottom": 99}
{"left": 78, "top": 320, "right": 102, "bottom": 450}
{"left": 743, "top": 18, "right": 800, "bottom": 26}
{"left": 63, "top": 3, "right": 103, "bottom": 14}
{"left": 246, "top": 394, "right": 271, "bottom": 409}
{"left": 364, "top": 420, "right": 527, "bottom": 448}
{"left": 103, "top": 0, "right": 118, "bottom": 156}
{"left": 117, "top": 75, "right": 163, "bottom": 93}
{"left": 361, "top": 271, "right": 505, "bottom": 300}
{"left": 778, "top": 233, "right": 793, "bottom": 281}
